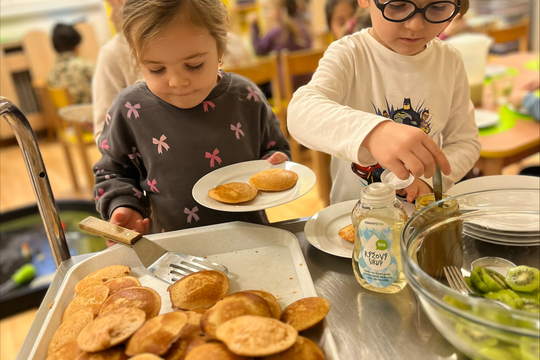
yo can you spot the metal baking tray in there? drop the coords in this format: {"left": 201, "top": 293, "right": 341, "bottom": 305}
{"left": 28, "top": 221, "right": 340, "bottom": 359}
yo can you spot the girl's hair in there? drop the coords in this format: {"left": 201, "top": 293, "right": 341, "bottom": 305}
{"left": 122, "top": 0, "right": 229, "bottom": 63}
{"left": 325, "top": 0, "right": 358, "bottom": 30}
{"left": 269, "top": 0, "right": 307, "bottom": 48}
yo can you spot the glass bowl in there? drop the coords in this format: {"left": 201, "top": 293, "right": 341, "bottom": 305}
{"left": 401, "top": 189, "right": 540, "bottom": 360}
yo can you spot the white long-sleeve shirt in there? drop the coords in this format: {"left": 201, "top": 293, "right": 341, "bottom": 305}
{"left": 288, "top": 29, "right": 481, "bottom": 204}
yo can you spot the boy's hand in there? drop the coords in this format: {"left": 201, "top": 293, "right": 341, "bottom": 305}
{"left": 107, "top": 207, "right": 150, "bottom": 247}
{"left": 362, "top": 122, "right": 451, "bottom": 180}
{"left": 266, "top": 152, "right": 288, "bottom": 164}
{"left": 396, "top": 178, "right": 432, "bottom": 203}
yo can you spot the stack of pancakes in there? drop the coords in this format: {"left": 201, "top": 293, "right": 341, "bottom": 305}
{"left": 46, "top": 266, "right": 330, "bottom": 360}
{"left": 208, "top": 169, "right": 299, "bottom": 204}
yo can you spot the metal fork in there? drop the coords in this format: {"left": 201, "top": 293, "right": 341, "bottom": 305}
{"left": 443, "top": 266, "right": 512, "bottom": 310}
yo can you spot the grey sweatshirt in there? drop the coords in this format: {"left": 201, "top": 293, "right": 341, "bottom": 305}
{"left": 94, "top": 71, "right": 291, "bottom": 233}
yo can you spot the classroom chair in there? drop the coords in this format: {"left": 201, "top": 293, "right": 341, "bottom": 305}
{"left": 280, "top": 48, "right": 331, "bottom": 206}
{"left": 488, "top": 17, "right": 530, "bottom": 52}
{"left": 47, "top": 86, "right": 96, "bottom": 192}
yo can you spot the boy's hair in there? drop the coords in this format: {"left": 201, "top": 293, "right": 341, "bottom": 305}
{"left": 52, "top": 24, "right": 82, "bottom": 53}
{"left": 459, "top": 0, "right": 469, "bottom": 15}
{"left": 123, "top": 0, "right": 229, "bottom": 64}
{"left": 325, "top": 0, "right": 358, "bottom": 30}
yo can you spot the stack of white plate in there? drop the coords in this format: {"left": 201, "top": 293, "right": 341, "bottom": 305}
{"left": 463, "top": 213, "right": 540, "bottom": 246}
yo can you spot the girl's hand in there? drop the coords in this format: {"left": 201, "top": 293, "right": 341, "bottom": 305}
{"left": 266, "top": 152, "right": 288, "bottom": 164}
{"left": 396, "top": 178, "right": 432, "bottom": 203}
{"left": 362, "top": 121, "right": 451, "bottom": 180}
{"left": 107, "top": 207, "right": 150, "bottom": 247}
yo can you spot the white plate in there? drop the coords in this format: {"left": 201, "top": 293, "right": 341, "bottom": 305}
{"left": 447, "top": 175, "right": 540, "bottom": 197}
{"left": 474, "top": 109, "right": 500, "bottom": 129}
{"left": 463, "top": 229, "right": 540, "bottom": 247}
{"left": 463, "top": 224, "right": 539, "bottom": 243}
{"left": 304, "top": 200, "right": 357, "bottom": 258}
{"left": 192, "top": 160, "right": 316, "bottom": 212}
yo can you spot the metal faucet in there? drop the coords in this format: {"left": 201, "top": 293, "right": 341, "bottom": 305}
{"left": 0, "top": 97, "right": 70, "bottom": 267}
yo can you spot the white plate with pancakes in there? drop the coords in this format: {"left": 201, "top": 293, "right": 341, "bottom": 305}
{"left": 192, "top": 160, "right": 316, "bottom": 212}
{"left": 304, "top": 200, "right": 357, "bottom": 258}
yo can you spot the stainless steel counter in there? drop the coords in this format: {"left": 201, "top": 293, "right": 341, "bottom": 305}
{"left": 17, "top": 219, "right": 468, "bottom": 360}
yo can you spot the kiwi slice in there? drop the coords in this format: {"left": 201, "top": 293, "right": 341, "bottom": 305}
{"left": 443, "top": 294, "right": 470, "bottom": 310}
{"left": 505, "top": 266, "right": 540, "bottom": 293}
{"left": 484, "top": 289, "right": 524, "bottom": 309}
{"left": 520, "top": 342, "right": 540, "bottom": 360}
{"left": 477, "top": 347, "right": 519, "bottom": 360}
{"left": 456, "top": 323, "right": 498, "bottom": 348}
{"left": 471, "top": 267, "right": 508, "bottom": 293}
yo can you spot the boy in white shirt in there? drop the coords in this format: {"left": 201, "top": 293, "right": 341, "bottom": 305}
{"left": 288, "top": 0, "right": 480, "bottom": 203}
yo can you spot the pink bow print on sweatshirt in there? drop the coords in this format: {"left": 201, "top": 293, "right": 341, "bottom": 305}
{"left": 105, "top": 113, "right": 111, "bottom": 126}
{"left": 147, "top": 179, "right": 159, "bottom": 193}
{"left": 132, "top": 187, "right": 143, "bottom": 198}
{"left": 247, "top": 87, "right": 259, "bottom": 102}
{"left": 231, "top": 122, "right": 245, "bottom": 140}
{"left": 152, "top": 135, "right": 170, "bottom": 154}
{"left": 128, "top": 147, "right": 142, "bottom": 163}
{"left": 96, "top": 188, "right": 105, "bottom": 200}
{"left": 205, "top": 148, "right": 222, "bottom": 168}
{"left": 203, "top": 101, "right": 215, "bottom": 112}
{"left": 100, "top": 139, "right": 110, "bottom": 151}
{"left": 184, "top": 206, "right": 200, "bottom": 223}
{"left": 267, "top": 141, "right": 276, "bottom": 149}
{"left": 125, "top": 102, "right": 141, "bottom": 119}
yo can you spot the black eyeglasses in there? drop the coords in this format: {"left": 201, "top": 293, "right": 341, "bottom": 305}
{"left": 373, "top": 0, "right": 461, "bottom": 24}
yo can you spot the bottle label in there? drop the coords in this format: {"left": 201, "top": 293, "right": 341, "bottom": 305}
{"left": 357, "top": 217, "right": 398, "bottom": 288}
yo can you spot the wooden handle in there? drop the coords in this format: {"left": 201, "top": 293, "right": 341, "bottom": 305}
{"left": 79, "top": 216, "right": 142, "bottom": 245}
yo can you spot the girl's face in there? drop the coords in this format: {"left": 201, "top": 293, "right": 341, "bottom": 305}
{"left": 330, "top": 1, "right": 356, "bottom": 39}
{"left": 263, "top": 0, "right": 282, "bottom": 23}
{"left": 139, "top": 21, "right": 221, "bottom": 109}
{"left": 358, "top": 0, "right": 451, "bottom": 56}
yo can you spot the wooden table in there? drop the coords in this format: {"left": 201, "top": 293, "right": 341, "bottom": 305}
{"left": 477, "top": 52, "right": 540, "bottom": 175}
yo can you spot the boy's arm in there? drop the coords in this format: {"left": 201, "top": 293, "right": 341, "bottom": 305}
{"left": 258, "top": 92, "right": 292, "bottom": 160}
{"left": 287, "top": 39, "right": 389, "bottom": 166}
{"left": 94, "top": 103, "right": 150, "bottom": 221}
{"left": 435, "top": 58, "right": 481, "bottom": 191}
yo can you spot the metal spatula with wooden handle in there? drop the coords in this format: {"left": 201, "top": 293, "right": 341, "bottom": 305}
{"left": 79, "top": 216, "right": 228, "bottom": 284}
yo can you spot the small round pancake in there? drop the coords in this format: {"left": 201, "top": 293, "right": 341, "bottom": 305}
{"left": 61, "top": 285, "right": 109, "bottom": 323}
{"left": 75, "top": 346, "right": 128, "bottom": 360}
{"left": 208, "top": 182, "right": 258, "bottom": 204}
{"left": 103, "top": 276, "right": 141, "bottom": 296}
{"left": 260, "top": 336, "right": 325, "bottom": 360}
{"left": 46, "top": 340, "right": 83, "bottom": 360}
{"left": 177, "top": 310, "right": 204, "bottom": 337}
{"left": 280, "top": 297, "right": 330, "bottom": 332}
{"left": 216, "top": 315, "right": 298, "bottom": 357}
{"left": 75, "top": 265, "right": 131, "bottom": 295}
{"left": 125, "top": 311, "right": 189, "bottom": 356}
{"left": 249, "top": 169, "right": 298, "bottom": 191}
{"left": 185, "top": 343, "right": 252, "bottom": 360}
{"left": 200, "top": 292, "right": 271, "bottom": 337}
{"left": 338, "top": 224, "right": 355, "bottom": 243}
{"left": 168, "top": 270, "right": 229, "bottom": 310}
{"left": 122, "top": 354, "right": 162, "bottom": 360}
{"left": 241, "top": 290, "right": 281, "bottom": 319}
{"left": 164, "top": 334, "right": 208, "bottom": 360}
{"left": 99, "top": 286, "right": 161, "bottom": 319}
{"left": 48, "top": 307, "right": 94, "bottom": 355}
{"left": 77, "top": 307, "right": 145, "bottom": 352}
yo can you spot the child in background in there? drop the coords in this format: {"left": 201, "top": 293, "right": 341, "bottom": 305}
{"left": 288, "top": 0, "right": 480, "bottom": 204}
{"left": 94, "top": 0, "right": 291, "bottom": 239}
{"left": 325, "top": 0, "right": 371, "bottom": 40}
{"left": 510, "top": 78, "right": 540, "bottom": 121}
{"left": 249, "top": 0, "right": 312, "bottom": 56}
{"left": 48, "top": 24, "right": 94, "bottom": 104}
